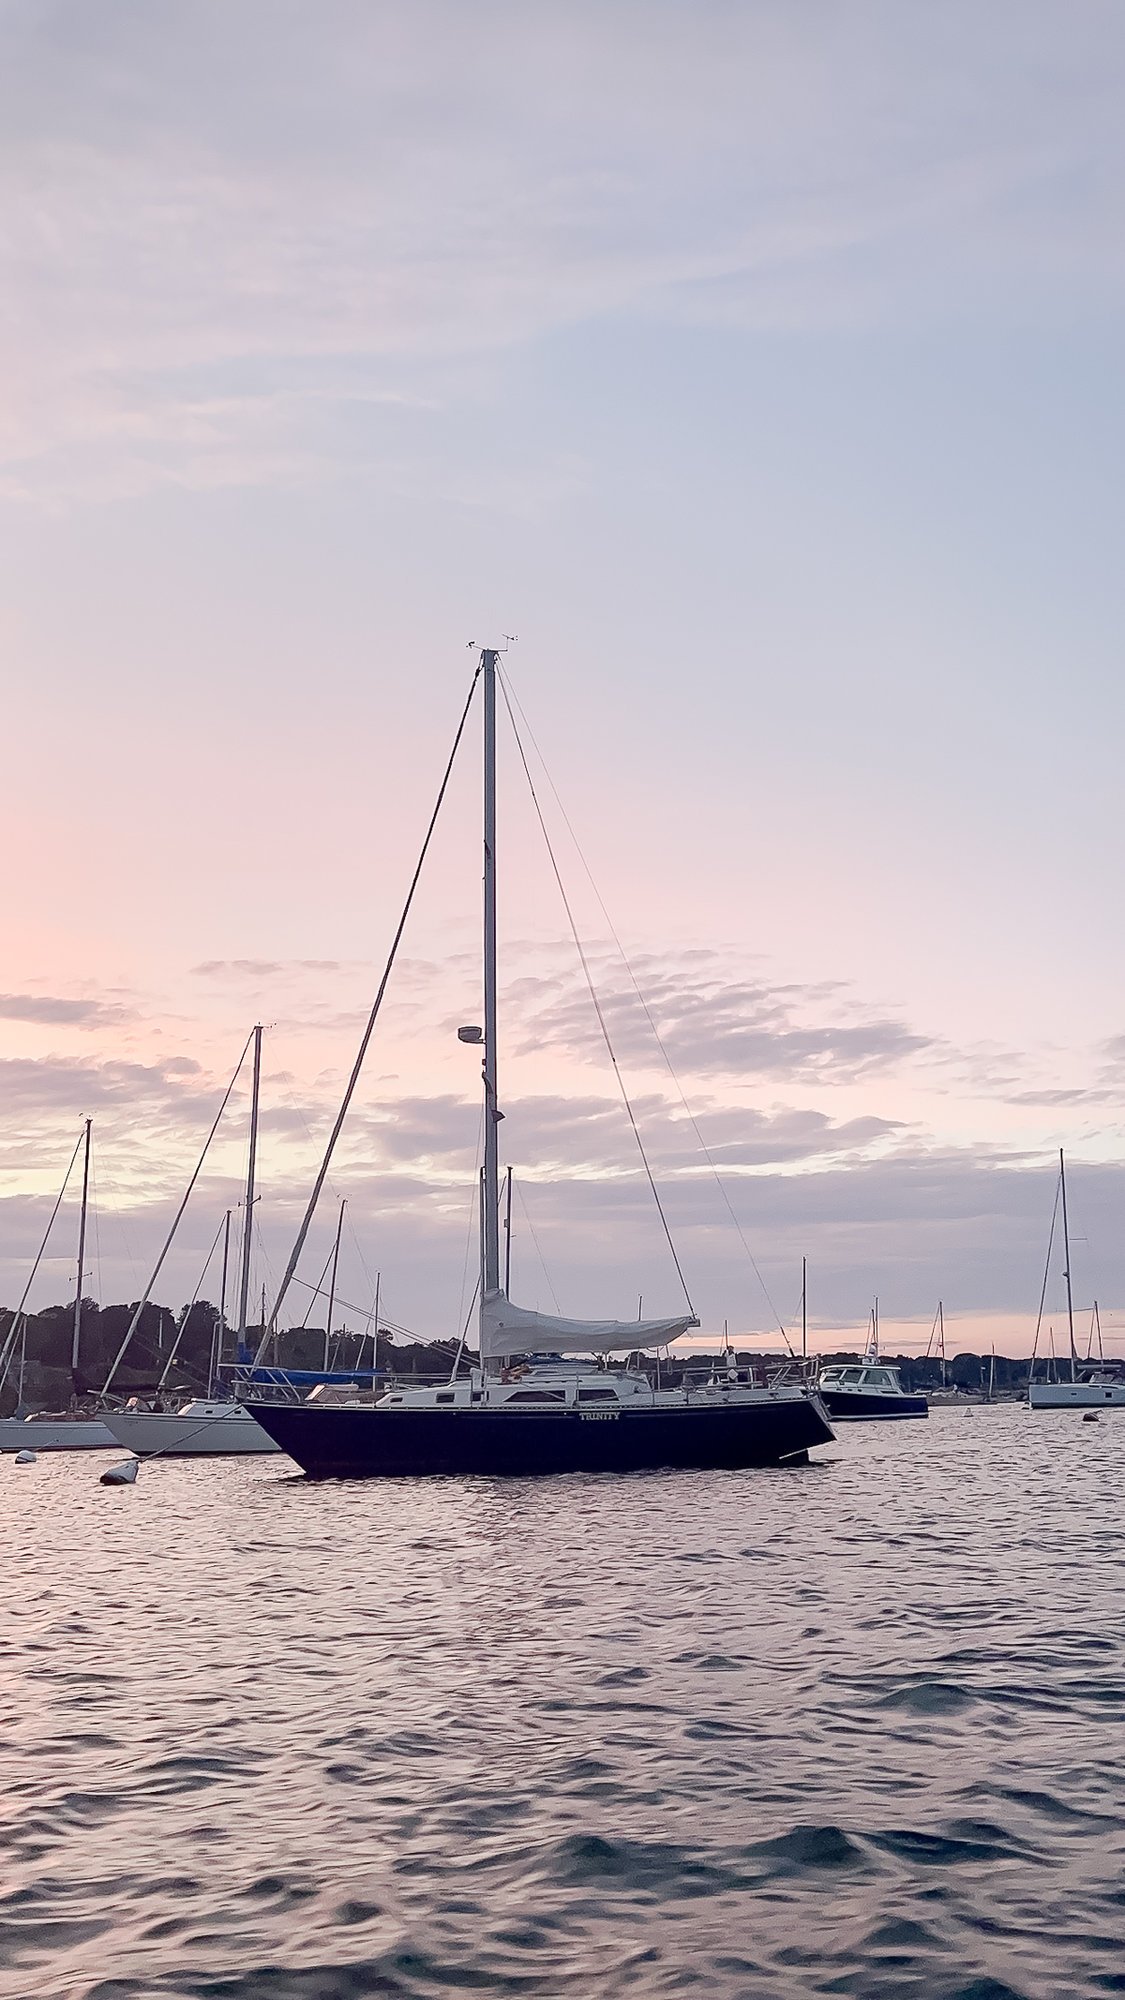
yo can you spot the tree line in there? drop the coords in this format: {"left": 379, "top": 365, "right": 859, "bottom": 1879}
{"left": 0, "top": 1298, "right": 458, "bottom": 1413}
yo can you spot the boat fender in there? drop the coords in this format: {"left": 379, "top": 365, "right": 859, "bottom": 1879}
{"left": 100, "top": 1458, "right": 139, "bottom": 1486}
{"left": 13, "top": 1448, "right": 37, "bottom": 1465}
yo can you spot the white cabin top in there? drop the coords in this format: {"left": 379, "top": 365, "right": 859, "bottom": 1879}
{"left": 371, "top": 1361, "right": 803, "bottom": 1413}
{"left": 817, "top": 1363, "right": 906, "bottom": 1396}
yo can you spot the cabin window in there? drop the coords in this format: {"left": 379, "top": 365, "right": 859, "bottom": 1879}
{"left": 434, "top": 1393, "right": 454, "bottom": 1404}
{"left": 578, "top": 1387, "right": 618, "bottom": 1402}
{"left": 506, "top": 1389, "right": 566, "bottom": 1403}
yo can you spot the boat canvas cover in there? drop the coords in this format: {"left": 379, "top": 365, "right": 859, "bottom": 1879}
{"left": 480, "top": 1289, "right": 695, "bottom": 1360}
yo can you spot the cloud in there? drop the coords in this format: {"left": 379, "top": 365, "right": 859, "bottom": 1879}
{"left": 5, "top": 1117, "right": 1119, "bottom": 1350}
{"left": 508, "top": 954, "right": 933, "bottom": 1083}
{"left": 3, "top": 1, "right": 1123, "bottom": 498}
{"left": 0, "top": 993, "right": 134, "bottom": 1029}
{"left": 190, "top": 959, "right": 345, "bottom": 978}
{"left": 0, "top": 1051, "right": 208, "bottom": 1124}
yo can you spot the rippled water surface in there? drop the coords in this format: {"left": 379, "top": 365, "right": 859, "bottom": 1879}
{"left": 3, "top": 1408, "right": 1125, "bottom": 2000}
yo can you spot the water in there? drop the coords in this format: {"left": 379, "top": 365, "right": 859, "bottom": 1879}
{"left": 3, "top": 1407, "right": 1124, "bottom": 2000}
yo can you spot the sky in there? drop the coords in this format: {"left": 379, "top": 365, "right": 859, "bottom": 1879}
{"left": 2, "top": 0, "right": 1124, "bottom": 1358}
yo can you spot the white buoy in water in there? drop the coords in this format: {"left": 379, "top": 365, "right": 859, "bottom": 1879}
{"left": 100, "top": 1458, "right": 139, "bottom": 1486}
{"left": 13, "top": 1448, "right": 37, "bottom": 1465}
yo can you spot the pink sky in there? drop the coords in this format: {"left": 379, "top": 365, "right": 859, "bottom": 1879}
{"left": 3, "top": 3, "right": 1125, "bottom": 1355}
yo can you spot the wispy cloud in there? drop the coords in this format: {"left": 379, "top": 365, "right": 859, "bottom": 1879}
{"left": 0, "top": 993, "right": 134, "bottom": 1029}
{"left": 506, "top": 953, "right": 933, "bottom": 1083}
{"left": 3, "top": 1, "right": 1122, "bottom": 499}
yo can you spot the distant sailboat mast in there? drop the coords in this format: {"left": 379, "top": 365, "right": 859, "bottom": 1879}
{"left": 210, "top": 1207, "right": 232, "bottom": 1396}
{"left": 324, "top": 1199, "right": 346, "bottom": 1371}
{"left": 1059, "top": 1148, "right": 1077, "bottom": 1385}
{"left": 236, "top": 1024, "right": 264, "bottom": 1365}
{"left": 71, "top": 1116, "right": 92, "bottom": 1395}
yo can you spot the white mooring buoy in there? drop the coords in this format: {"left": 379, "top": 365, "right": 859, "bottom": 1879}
{"left": 13, "top": 1448, "right": 37, "bottom": 1465}
{"left": 100, "top": 1458, "right": 139, "bottom": 1486}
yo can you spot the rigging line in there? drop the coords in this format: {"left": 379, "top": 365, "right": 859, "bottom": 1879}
{"left": 514, "top": 1180, "right": 563, "bottom": 1315}
{"left": 284, "top": 1273, "right": 418, "bottom": 1339}
{"left": 499, "top": 676, "right": 694, "bottom": 1316}
{"left": 456, "top": 1102, "right": 485, "bottom": 1340}
{"left": 496, "top": 678, "right": 772, "bottom": 1328}
{"left": 258, "top": 662, "right": 483, "bottom": 1358}
{"left": 89, "top": 1137, "right": 102, "bottom": 1304}
{"left": 0, "top": 1128, "right": 84, "bottom": 1380}
{"left": 88, "top": 1158, "right": 143, "bottom": 1290}
{"left": 102, "top": 1031, "right": 255, "bottom": 1394}
{"left": 1031, "top": 1173, "right": 1062, "bottom": 1360}
{"left": 299, "top": 1243, "right": 336, "bottom": 1331}
{"left": 156, "top": 1213, "right": 227, "bottom": 1392}
{"left": 342, "top": 1204, "right": 377, "bottom": 1315}
{"left": 499, "top": 665, "right": 792, "bottom": 1353}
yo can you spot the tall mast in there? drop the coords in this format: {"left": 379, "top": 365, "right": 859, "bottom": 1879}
{"left": 801, "top": 1256, "right": 807, "bottom": 1365}
{"left": 481, "top": 648, "right": 501, "bottom": 1301}
{"left": 503, "top": 1165, "right": 513, "bottom": 1296}
{"left": 938, "top": 1299, "right": 946, "bottom": 1389}
{"left": 71, "top": 1116, "right": 92, "bottom": 1390}
{"left": 211, "top": 1207, "right": 232, "bottom": 1397}
{"left": 324, "top": 1198, "right": 345, "bottom": 1371}
{"left": 1059, "top": 1147, "right": 1077, "bottom": 1384}
{"left": 236, "top": 1024, "right": 264, "bottom": 1364}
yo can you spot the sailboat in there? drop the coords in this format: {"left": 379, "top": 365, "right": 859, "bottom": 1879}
{"left": 103, "top": 1028, "right": 282, "bottom": 1456}
{"left": 0, "top": 1121, "right": 117, "bottom": 1451}
{"left": 1029, "top": 1152, "right": 1125, "bottom": 1410}
{"left": 249, "top": 648, "right": 835, "bottom": 1477}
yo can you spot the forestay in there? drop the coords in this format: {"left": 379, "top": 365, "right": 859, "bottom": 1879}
{"left": 480, "top": 1289, "right": 696, "bottom": 1361}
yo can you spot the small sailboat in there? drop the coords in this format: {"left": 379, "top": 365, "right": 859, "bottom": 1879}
{"left": 103, "top": 1029, "right": 282, "bottom": 1457}
{"left": 1029, "top": 1154, "right": 1125, "bottom": 1410}
{"left": 249, "top": 648, "right": 835, "bottom": 1477}
{"left": 816, "top": 1300, "right": 928, "bottom": 1421}
{"left": 0, "top": 1121, "right": 117, "bottom": 1452}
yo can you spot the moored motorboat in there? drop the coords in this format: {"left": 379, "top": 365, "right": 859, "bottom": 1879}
{"left": 816, "top": 1360, "right": 928, "bottom": 1422}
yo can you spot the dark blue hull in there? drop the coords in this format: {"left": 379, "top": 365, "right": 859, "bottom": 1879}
{"left": 820, "top": 1390, "right": 928, "bottom": 1421}
{"left": 246, "top": 1395, "right": 834, "bottom": 1478}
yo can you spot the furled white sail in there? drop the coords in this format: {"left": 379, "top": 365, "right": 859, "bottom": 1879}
{"left": 480, "top": 1289, "right": 696, "bottom": 1361}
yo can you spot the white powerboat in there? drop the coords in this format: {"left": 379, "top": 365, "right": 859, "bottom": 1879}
{"left": 0, "top": 1414, "right": 116, "bottom": 1452}
{"left": 102, "top": 1399, "right": 281, "bottom": 1456}
{"left": 815, "top": 1361, "right": 928, "bottom": 1421}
